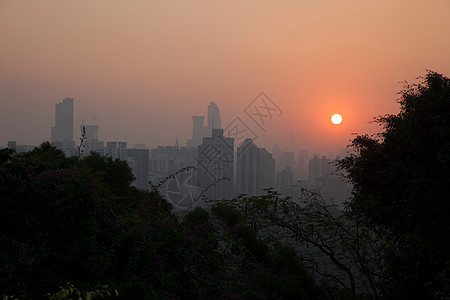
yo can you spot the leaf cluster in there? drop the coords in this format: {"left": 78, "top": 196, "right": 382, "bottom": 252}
{"left": 338, "top": 71, "right": 450, "bottom": 298}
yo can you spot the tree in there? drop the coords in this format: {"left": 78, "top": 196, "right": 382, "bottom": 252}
{"left": 1, "top": 145, "right": 324, "bottom": 299}
{"left": 216, "top": 189, "right": 382, "bottom": 299}
{"left": 81, "top": 151, "right": 134, "bottom": 196}
{"left": 338, "top": 71, "right": 450, "bottom": 298}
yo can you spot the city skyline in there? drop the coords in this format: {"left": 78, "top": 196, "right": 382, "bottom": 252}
{"left": 2, "top": 1, "right": 450, "bottom": 154}
{"left": 1, "top": 2, "right": 449, "bottom": 297}
{"left": 9, "top": 96, "right": 349, "bottom": 207}
{"left": 3, "top": 95, "right": 348, "bottom": 157}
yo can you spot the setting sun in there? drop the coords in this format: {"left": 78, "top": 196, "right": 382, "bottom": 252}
{"left": 331, "top": 114, "right": 343, "bottom": 125}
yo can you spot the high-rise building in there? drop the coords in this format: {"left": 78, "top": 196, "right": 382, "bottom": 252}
{"left": 127, "top": 148, "right": 150, "bottom": 191}
{"left": 206, "top": 102, "right": 221, "bottom": 137}
{"left": 309, "top": 155, "right": 332, "bottom": 184}
{"left": 150, "top": 145, "right": 197, "bottom": 175}
{"left": 279, "top": 151, "right": 295, "bottom": 170}
{"left": 307, "top": 155, "right": 351, "bottom": 204}
{"left": 295, "top": 149, "right": 309, "bottom": 180}
{"left": 80, "top": 124, "right": 105, "bottom": 156}
{"left": 259, "top": 147, "right": 276, "bottom": 191}
{"left": 197, "top": 129, "right": 233, "bottom": 200}
{"left": 149, "top": 145, "right": 199, "bottom": 208}
{"left": 7, "top": 141, "right": 34, "bottom": 153}
{"left": 105, "top": 142, "right": 128, "bottom": 161}
{"left": 276, "top": 167, "right": 294, "bottom": 196}
{"left": 51, "top": 97, "right": 75, "bottom": 151}
{"left": 83, "top": 124, "right": 98, "bottom": 141}
{"left": 192, "top": 116, "right": 205, "bottom": 147}
{"left": 237, "top": 139, "right": 275, "bottom": 196}
{"left": 7, "top": 141, "right": 16, "bottom": 150}
{"left": 189, "top": 102, "right": 222, "bottom": 148}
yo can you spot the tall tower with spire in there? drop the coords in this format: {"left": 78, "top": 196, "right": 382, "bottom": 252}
{"left": 188, "top": 102, "right": 222, "bottom": 148}
{"left": 206, "top": 102, "right": 221, "bottom": 137}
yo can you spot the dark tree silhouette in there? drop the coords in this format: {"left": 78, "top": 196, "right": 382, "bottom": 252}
{"left": 338, "top": 71, "right": 450, "bottom": 298}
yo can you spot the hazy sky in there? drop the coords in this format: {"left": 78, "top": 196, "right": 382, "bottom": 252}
{"left": 1, "top": 0, "right": 450, "bottom": 154}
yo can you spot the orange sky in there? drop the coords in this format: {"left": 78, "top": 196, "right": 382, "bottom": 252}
{"left": 1, "top": 0, "right": 450, "bottom": 154}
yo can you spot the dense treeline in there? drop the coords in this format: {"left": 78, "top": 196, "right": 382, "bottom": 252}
{"left": 1, "top": 71, "right": 450, "bottom": 299}
{"left": 338, "top": 71, "right": 450, "bottom": 298}
{"left": 0, "top": 143, "right": 324, "bottom": 299}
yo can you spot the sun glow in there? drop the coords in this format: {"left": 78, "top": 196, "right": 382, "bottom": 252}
{"left": 331, "top": 114, "right": 343, "bottom": 125}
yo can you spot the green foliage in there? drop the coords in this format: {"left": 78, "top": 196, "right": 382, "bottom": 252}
{"left": 213, "top": 189, "right": 380, "bottom": 299}
{"left": 46, "top": 282, "right": 118, "bottom": 300}
{"left": 0, "top": 145, "right": 116, "bottom": 298}
{"left": 338, "top": 71, "right": 450, "bottom": 298}
{"left": 80, "top": 152, "right": 134, "bottom": 195}
{"left": 428, "top": 261, "right": 450, "bottom": 299}
{"left": 0, "top": 143, "right": 324, "bottom": 299}
{"left": 210, "top": 196, "right": 328, "bottom": 299}
{"left": 181, "top": 206, "right": 211, "bottom": 227}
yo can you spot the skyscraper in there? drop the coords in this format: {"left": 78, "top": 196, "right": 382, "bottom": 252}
{"left": 206, "top": 102, "right": 221, "bottom": 137}
{"left": 105, "top": 142, "right": 128, "bottom": 161}
{"left": 295, "top": 149, "right": 309, "bottom": 180}
{"left": 279, "top": 151, "right": 295, "bottom": 170}
{"left": 276, "top": 167, "right": 294, "bottom": 196}
{"left": 192, "top": 116, "right": 205, "bottom": 147}
{"left": 308, "top": 155, "right": 332, "bottom": 184}
{"left": 197, "top": 129, "right": 233, "bottom": 200}
{"left": 127, "top": 148, "right": 150, "bottom": 191}
{"left": 237, "top": 139, "right": 275, "bottom": 196}
{"left": 51, "top": 97, "right": 75, "bottom": 151}
{"left": 307, "top": 155, "right": 351, "bottom": 204}
{"left": 83, "top": 124, "right": 98, "bottom": 141}
{"left": 81, "top": 124, "right": 105, "bottom": 157}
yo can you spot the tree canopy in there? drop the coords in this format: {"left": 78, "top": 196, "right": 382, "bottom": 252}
{"left": 338, "top": 71, "right": 450, "bottom": 298}
{"left": 0, "top": 143, "right": 325, "bottom": 299}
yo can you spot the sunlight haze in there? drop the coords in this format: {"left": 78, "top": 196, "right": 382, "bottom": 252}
{"left": 1, "top": 0, "right": 449, "bottom": 154}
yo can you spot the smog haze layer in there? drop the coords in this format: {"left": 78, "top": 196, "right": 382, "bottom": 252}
{"left": 1, "top": 0, "right": 450, "bottom": 153}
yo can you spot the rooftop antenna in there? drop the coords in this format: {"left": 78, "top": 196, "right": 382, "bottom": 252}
{"left": 92, "top": 115, "right": 98, "bottom": 125}
{"left": 78, "top": 118, "right": 85, "bottom": 125}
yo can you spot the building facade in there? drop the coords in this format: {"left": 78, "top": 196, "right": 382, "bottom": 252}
{"left": 51, "top": 97, "right": 75, "bottom": 152}
{"left": 127, "top": 148, "right": 150, "bottom": 190}
{"left": 197, "top": 129, "right": 234, "bottom": 200}
{"left": 236, "top": 139, "right": 275, "bottom": 196}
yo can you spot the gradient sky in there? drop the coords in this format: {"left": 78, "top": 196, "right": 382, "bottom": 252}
{"left": 1, "top": 0, "right": 450, "bottom": 154}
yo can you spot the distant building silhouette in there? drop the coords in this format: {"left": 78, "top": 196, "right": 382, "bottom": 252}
{"left": 276, "top": 167, "right": 294, "bottom": 196}
{"left": 150, "top": 145, "right": 197, "bottom": 177}
{"left": 7, "top": 141, "right": 34, "bottom": 153}
{"left": 236, "top": 139, "right": 275, "bottom": 196}
{"left": 192, "top": 116, "right": 205, "bottom": 147}
{"left": 279, "top": 151, "right": 295, "bottom": 170}
{"left": 295, "top": 149, "right": 309, "bottom": 180}
{"left": 149, "top": 145, "right": 199, "bottom": 207}
{"left": 7, "top": 141, "right": 16, "bottom": 150}
{"left": 128, "top": 148, "right": 150, "bottom": 190}
{"left": 104, "top": 142, "right": 150, "bottom": 191}
{"left": 197, "top": 129, "right": 233, "bottom": 200}
{"left": 309, "top": 155, "right": 332, "bottom": 183}
{"left": 83, "top": 124, "right": 98, "bottom": 141}
{"left": 81, "top": 124, "right": 105, "bottom": 156}
{"left": 188, "top": 102, "right": 222, "bottom": 148}
{"left": 307, "top": 155, "right": 351, "bottom": 205}
{"left": 105, "top": 142, "right": 127, "bottom": 161}
{"left": 206, "top": 102, "right": 221, "bottom": 137}
{"left": 51, "top": 97, "right": 75, "bottom": 152}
